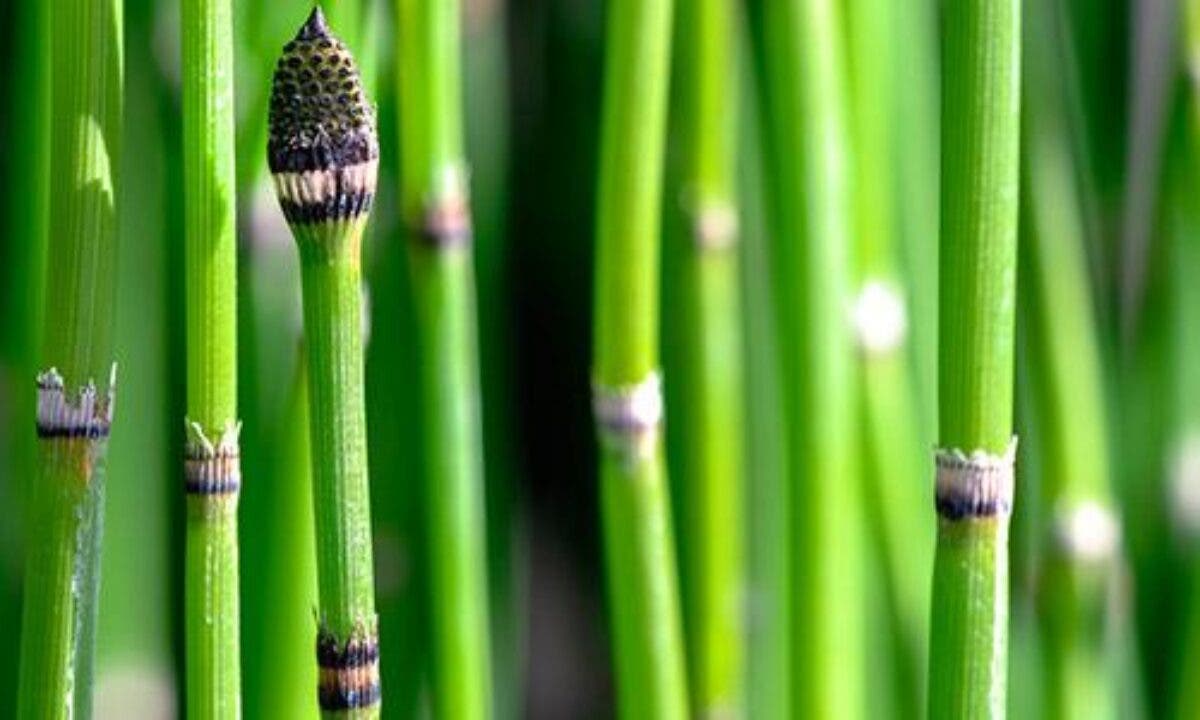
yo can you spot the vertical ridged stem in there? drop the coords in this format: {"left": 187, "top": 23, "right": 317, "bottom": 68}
{"left": 592, "top": 0, "right": 687, "bottom": 716}
{"left": 929, "top": 0, "right": 1021, "bottom": 718}
{"left": 1021, "top": 4, "right": 1121, "bottom": 719}
{"left": 669, "top": 0, "right": 744, "bottom": 713}
{"left": 181, "top": 0, "right": 242, "bottom": 712}
{"left": 846, "top": 0, "right": 934, "bottom": 714}
{"left": 17, "top": 0, "right": 123, "bottom": 716}
{"left": 269, "top": 10, "right": 381, "bottom": 715}
{"left": 396, "top": 0, "right": 493, "bottom": 717}
{"left": 751, "top": 0, "right": 862, "bottom": 715}
{"left": 295, "top": 223, "right": 378, "bottom": 720}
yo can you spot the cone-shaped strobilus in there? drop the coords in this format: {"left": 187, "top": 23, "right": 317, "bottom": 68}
{"left": 268, "top": 7, "right": 381, "bottom": 717}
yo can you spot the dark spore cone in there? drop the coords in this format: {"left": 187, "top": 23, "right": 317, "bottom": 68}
{"left": 268, "top": 6, "right": 378, "bottom": 175}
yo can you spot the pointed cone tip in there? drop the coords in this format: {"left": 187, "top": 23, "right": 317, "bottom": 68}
{"left": 297, "top": 5, "right": 330, "bottom": 41}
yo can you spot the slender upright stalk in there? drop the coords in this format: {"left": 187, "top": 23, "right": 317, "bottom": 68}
{"left": 668, "top": 0, "right": 744, "bottom": 713}
{"left": 363, "top": 23, "right": 431, "bottom": 718}
{"left": 269, "top": 9, "right": 381, "bottom": 717}
{"left": 252, "top": 350, "right": 320, "bottom": 720}
{"left": 181, "top": 0, "right": 242, "bottom": 712}
{"left": 892, "top": 0, "right": 940, "bottom": 441}
{"left": 928, "top": 0, "right": 1021, "bottom": 717}
{"left": 17, "top": 0, "right": 123, "bottom": 715}
{"left": 395, "top": 0, "right": 493, "bottom": 716}
{"left": 846, "top": 0, "right": 933, "bottom": 713}
{"left": 751, "top": 0, "right": 863, "bottom": 715}
{"left": 1019, "top": 4, "right": 1122, "bottom": 719}
{"left": 461, "top": 7, "right": 523, "bottom": 715}
{"left": 0, "top": 0, "right": 50, "bottom": 706}
{"left": 1171, "top": 10, "right": 1200, "bottom": 712}
{"left": 1172, "top": 161, "right": 1200, "bottom": 719}
{"left": 591, "top": 0, "right": 686, "bottom": 716}
{"left": 739, "top": 68, "right": 792, "bottom": 718}
{"left": 96, "top": 0, "right": 178, "bottom": 702}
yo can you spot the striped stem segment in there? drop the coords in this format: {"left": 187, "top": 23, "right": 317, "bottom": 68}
{"left": 929, "top": 0, "right": 1021, "bottom": 717}
{"left": 181, "top": 0, "right": 242, "bottom": 711}
{"left": 17, "top": 0, "right": 123, "bottom": 715}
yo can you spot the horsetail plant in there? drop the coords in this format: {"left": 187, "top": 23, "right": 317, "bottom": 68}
{"left": 592, "top": 0, "right": 688, "bottom": 716}
{"left": 269, "top": 8, "right": 381, "bottom": 716}
{"left": 751, "top": 0, "right": 863, "bottom": 715}
{"left": 667, "top": 0, "right": 745, "bottom": 713}
{"left": 17, "top": 0, "right": 123, "bottom": 715}
{"left": 395, "top": 0, "right": 494, "bottom": 715}
{"left": 928, "top": 0, "right": 1021, "bottom": 717}
{"left": 181, "top": 0, "right": 243, "bottom": 712}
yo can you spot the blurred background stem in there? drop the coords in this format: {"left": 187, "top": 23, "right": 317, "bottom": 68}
{"left": 664, "top": 0, "right": 745, "bottom": 713}
{"left": 396, "top": 0, "right": 495, "bottom": 715}
{"left": 0, "top": 0, "right": 49, "bottom": 708}
{"left": 1020, "top": 3, "right": 1123, "bottom": 717}
{"left": 845, "top": 0, "right": 933, "bottom": 715}
{"left": 250, "top": 351, "right": 319, "bottom": 719}
{"left": 591, "top": 0, "right": 687, "bottom": 714}
{"left": 750, "top": 0, "right": 863, "bottom": 715}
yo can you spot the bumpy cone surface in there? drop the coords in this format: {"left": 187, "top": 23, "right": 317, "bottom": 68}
{"left": 268, "top": 6, "right": 378, "bottom": 225}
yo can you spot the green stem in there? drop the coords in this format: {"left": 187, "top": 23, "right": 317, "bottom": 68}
{"left": 1020, "top": 4, "right": 1121, "bottom": 719}
{"left": 269, "top": 10, "right": 381, "bottom": 715}
{"left": 1171, "top": 12, "right": 1200, "bottom": 711}
{"left": 251, "top": 350, "right": 320, "bottom": 720}
{"left": 739, "top": 72, "right": 791, "bottom": 718}
{"left": 297, "top": 228, "right": 378, "bottom": 715}
{"left": 181, "top": 0, "right": 242, "bottom": 712}
{"left": 929, "top": 0, "right": 1021, "bottom": 717}
{"left": 845, "top": 0, "right": 934, "bottom": 714}
{"left": 751, "top": 0, "right": 862, "bottom": 715}
{"left": 668, "top": 0, "right": 744, "bottom": 712}
{"left": 18, "top": 0, "right": 123, "bottom": 715}
{"left": 0, "top": 0, "right": 50, "bottom": 707}
{"left": 592, "top": 0, "right": 687, "bottom": 716}
{"left": 892, "top": 0, "right": 940, "bottom": 443}
{"left": 396, "top": 0, "right": 494, "bottom": 716}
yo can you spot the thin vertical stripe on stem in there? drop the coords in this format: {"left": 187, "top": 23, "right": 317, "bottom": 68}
{"left": 181, "top": 0, "right": 243, "bottom": 711}
{"left": 17, "top": 0, "right": 123, "bottom": 715}
{"left": 929, "top": 0, "right": 1021, "bottom": 717}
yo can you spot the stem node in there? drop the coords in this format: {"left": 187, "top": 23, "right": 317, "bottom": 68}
{"left": 934, "top": 438, "right": 1018, "bottom": 520}
{"left": 35, "top": 365, "right": 117, "bottom": 441}
{"left": 593, "top": 371, "right": 665, "bottom": 464}
{"left": 316, "top": 623, "right": 381, "bottom": 712}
